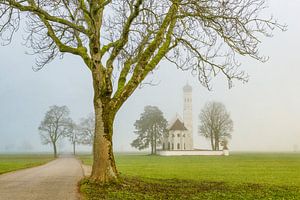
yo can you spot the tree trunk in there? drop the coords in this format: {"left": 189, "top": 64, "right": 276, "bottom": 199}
{"left": 53, "top": 142, "right": 57, "bottom": 158}
{"left": 73, "top": 141, "right": 76, "bottom": 155}
{"left": 154, "top": 125, "right": 157, "bottom": 154}
{"left": 150, "top": 131, "right": 154, "bottom": 155}
{"left": 90, "top": 97, "right": 118, "bottom": 182}
{"left": 210, "top": 132, "right": 215, "bottom": 151}
{"left": 215, "top": 134, "right": 219, "bottom": 150}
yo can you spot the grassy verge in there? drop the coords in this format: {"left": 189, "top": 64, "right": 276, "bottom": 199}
{"left": 79, "top": 153, "right": 300, "bottom": 199}
{"left": 80, "top": 177, "right": 300, "bottom": 200}
{"left": 0, "top": 154, "right": 54, "bottom": 175}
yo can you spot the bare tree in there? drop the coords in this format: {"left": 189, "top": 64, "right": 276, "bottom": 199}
{"left": 0, "top": 0, "right": 285, "bottom": 182}
{"left": 77, "top": 113, "right": 95, "bottom": 146}
{"left": 64, "top": 121, "right": 81, "bottom": 155}
{"left": 38, "top": 105, "right": 73, "bottom": 158}
{"left": 198, "top": 102, "right": 233, "bottom": 150}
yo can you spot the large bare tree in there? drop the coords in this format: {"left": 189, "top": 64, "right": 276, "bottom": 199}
{"left": 39, "top": 105, "right": 73, "bottom": 158}
{"left": 198, "top": 102, "right": 233, "bottom": 150}
{"left": 0, "top": 0, "right": 285, "bottom": 182}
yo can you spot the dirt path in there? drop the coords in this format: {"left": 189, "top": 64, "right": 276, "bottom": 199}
{"left": 0, "top": 156, "right": 83, "bottom": 200}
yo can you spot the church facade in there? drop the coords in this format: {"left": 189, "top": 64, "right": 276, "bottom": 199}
{"left": 162, "top": 84, "right": 194, "bottom": 151}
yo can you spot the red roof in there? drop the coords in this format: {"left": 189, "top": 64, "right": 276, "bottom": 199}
{"left": 169, "top": 119, "right": 187, "bottom": 131}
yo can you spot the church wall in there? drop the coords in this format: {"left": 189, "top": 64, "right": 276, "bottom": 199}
{"left": 163, "top": 130, "right": 189, "bottom": 150}
{"left": 157, "top": 150, "right": 229, "bottom": 156}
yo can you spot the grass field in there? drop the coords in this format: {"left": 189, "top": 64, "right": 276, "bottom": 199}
{"left": 0, "top": 154, "right": 54, "bottom": 175}
{"left": 79, "top": 153, "right": 300, "bottom": 200}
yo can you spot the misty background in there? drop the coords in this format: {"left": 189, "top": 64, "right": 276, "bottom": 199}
{"left": 0, "top": 1, "right": 299, "bottom": 153}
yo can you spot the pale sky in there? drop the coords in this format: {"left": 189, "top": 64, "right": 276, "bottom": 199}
{"left": 0, "top": 1, "right": 300, "bottom": 153}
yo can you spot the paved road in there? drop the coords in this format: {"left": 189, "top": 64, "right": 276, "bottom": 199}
{"left": 0, "top": 157, "right": 83, "bottom": 200}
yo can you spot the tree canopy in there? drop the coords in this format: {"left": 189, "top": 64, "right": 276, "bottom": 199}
{"left": 131, "top": 106, "right": 168, "bottom": 154}
{"left": 77, "top": 113, "right": 95, "bottom": 146}
{"left": 38, "top": 105, "right": 73, "bottom": 158}
{"left": 198, "top": 102, "right": 233, "bottom": 150}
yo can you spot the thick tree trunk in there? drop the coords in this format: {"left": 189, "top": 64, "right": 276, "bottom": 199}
{"left": 90, "top": 96, "right": 118, "bottom": 182}
{"left": 53, "top": 142, "right": 57, "bottom": 158}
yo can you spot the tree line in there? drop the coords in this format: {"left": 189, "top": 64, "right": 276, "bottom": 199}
{"left": 38, "top": 105, "right": 94, "bottom": 158}
{"left": 132, "top": 102, "right": 233, "bottom": 154}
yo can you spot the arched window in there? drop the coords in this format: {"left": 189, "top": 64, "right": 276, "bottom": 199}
{"left": 177, "top": 134, "right": 180, "bottom": 137}
{"left": 177, "top": 143, "right": 180, "bottom": 150}
{"left": 168, "top": 142, "right": 170, "bottom": 150}
{"left": 172, "top": 143, "right": 174, "bottom": 150}
{"left": 163, "top": 143, "right": 165, "bottom": 150}
{"left": 184, "top": 143, "right": 186, "bottom": 150}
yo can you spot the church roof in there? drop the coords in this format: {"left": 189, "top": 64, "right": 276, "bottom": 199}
{"left": 168, "top": 119, "right": 188, "bottom": 131}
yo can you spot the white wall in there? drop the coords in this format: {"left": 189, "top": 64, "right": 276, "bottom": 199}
{"left": 157, "top": 150, "right": 229, "bottom": 156}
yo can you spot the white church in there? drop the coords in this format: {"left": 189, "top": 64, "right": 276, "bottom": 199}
{"left": 157, "top": 83, "right": 229, "bottom": 156}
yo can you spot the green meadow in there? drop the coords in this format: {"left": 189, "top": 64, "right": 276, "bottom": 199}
{"left": 0, "top": 154, "right": 53, "bottom": 175}
{"left": 80, "top": 153, "right": 300, "bottom": 200}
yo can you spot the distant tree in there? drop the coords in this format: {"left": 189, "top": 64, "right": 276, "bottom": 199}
{"left": 38, "top": 105, "right": 73, "bottom": 158}
{"left": 131, "top": 106, "right": 168, "bottom": 155}
{"left": 77, "top": 113, "right": 95, "bottom": 146}
{"left": 198, "top": 102, "right": 233, "bottom": 150}
{"left": 64, "top": 114, "right": 95, "bottom": 155}
{"left": 64, "top": 121, "right": 81, "bottom": 155}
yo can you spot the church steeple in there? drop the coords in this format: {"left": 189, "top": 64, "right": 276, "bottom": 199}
{"left": 183, "top": 83, "right": 193, "bottom": 150}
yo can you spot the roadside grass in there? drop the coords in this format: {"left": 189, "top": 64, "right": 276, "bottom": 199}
{"left": 0, "top": 154, "right": 54, "bottom": 175}
{"left": 79, "top": 153, "right": 300, "bottom": 199}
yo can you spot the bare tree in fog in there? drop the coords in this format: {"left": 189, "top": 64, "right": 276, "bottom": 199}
{"left": 64, "top": 114, "right": 95, "bottom": 155}
{"left": 0, "top": 0, "right": 285, "bottom": 182}
{"left": 199, "top": 102, "right": 233, "bottom": 150}
{"left": 64, "top": 121, "right": 81, "bottom": 155}
{"left": 38, "top": 105, "right": 73, "bottom": 158}
{"left": 77, "top": 113, "right": 95, "bottom": 146}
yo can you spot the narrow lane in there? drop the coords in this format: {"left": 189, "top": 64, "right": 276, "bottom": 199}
{"left": 0, "top": 157, "right": 83, "bottom": 200}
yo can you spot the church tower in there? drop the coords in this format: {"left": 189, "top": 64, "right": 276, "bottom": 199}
{"left": 183, "top": 83, "right": 193, "bottom": 150}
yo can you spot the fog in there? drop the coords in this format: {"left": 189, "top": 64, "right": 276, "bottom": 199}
{"left": 0, "top": 1, "right": 299, "bottom": 153}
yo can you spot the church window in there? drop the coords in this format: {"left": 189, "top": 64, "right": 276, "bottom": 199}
{"left": 163, "top": 143, "right": 165, "bottom": 150}
{"left": 184, "top": 143, "right": 186, "bottom": 150}
{"left": 168, "top": 142, "right": 170, "bottom": 150}
{"left": 177, "top": 143, "right": 180, "bottom": 149}
{"left": 172, "top": 143, "right": 174, "bottom": 150}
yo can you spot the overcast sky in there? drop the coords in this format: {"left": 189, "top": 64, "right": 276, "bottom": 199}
{"left": 0, "top": 1, "right": 300, "bottom": 153}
